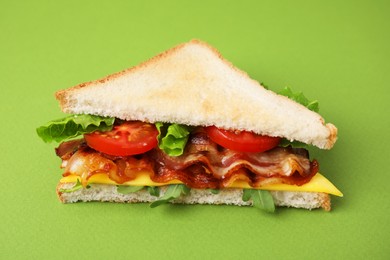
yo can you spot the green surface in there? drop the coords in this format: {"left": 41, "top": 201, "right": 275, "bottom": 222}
{"left": 1, "top": 1, "right": 389, "bottom": 259}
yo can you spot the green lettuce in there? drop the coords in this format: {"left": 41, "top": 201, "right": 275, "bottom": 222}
{"left": 242, "top": 189, "right": 275, "bottom": 213}
{"left": 36, "top": 114, "right": 115, "bottom": 143}
{"left": 150, "top": 184, "right": 190, "bottom": 208}
{"left": 155, "top": 123, "right": 193, "bottom": 156}
{"left": 277, "top": 86, "right": 319, "bottom": 112}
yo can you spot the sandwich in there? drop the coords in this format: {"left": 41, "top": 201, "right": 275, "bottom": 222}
{"left": 37, "top": 40, "right": 342, "bottom": 212}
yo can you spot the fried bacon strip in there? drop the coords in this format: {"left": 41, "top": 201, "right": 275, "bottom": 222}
{"left": 57, "top": 132, "right": 318, "bottom": 188}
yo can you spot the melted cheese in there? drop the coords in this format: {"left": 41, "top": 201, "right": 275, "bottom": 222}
{"left": 60, "top": 172, "right": 343, "bottom": 197}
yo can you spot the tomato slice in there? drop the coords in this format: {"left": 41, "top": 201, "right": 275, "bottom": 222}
{"left": 204, "top": 126, "right": 280, "bottom": 153}
{"left": 84, "top": 121, "right": 158, "bottom": 156}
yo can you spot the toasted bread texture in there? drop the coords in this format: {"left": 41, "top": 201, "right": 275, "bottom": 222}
{"left": 57, "top": 183, "right": 331, "bottom": 211}
{"left": 56, "top": 40, "right": 337, "bottom": 149}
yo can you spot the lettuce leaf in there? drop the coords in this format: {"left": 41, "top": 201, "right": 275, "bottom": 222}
{"left": 277, "top": 86, "right": 319, "bottom": 112}
{"left": 150, "top": 184, "right": 190, "bottom": 208}
{"left": 242, "top": 189, "right": 275, "bottom": 213}
{"left": 36, "top": 114, "right": 115, "bottom": 143}
{"left": 155, "top": 123, "right": 192, "bottom": 156}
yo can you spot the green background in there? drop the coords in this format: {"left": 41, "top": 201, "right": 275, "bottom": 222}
{"left": 1, "top": 0, "right": 389, "bottom": 259}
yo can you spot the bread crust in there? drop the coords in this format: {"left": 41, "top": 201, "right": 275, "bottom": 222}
{"left": 56, "top": 41, "right": 219, "bottom": 103}
{"left": 56, "top": 40, "right": 244, "bottom": 101}
{"left": 325, "top": 123, "right": 338, "bottom": 149}
{"left": 55, "top": 40, "right": 337, "bottom": 149}
{"left": 56, "top": 183, "right": 331, "bottom": 211}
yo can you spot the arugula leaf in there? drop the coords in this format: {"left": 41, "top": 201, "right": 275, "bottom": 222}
{"left": 150, "top": 184, "right": 190, "bottom": 208}
{"left": 275, "top": 86, "right": 320, "bottom": 148}
{"left": 116, "top": 185, "right": 162, "bottom": 196}
{"left": 155, "top": 123, "right": 193, "bottom": 156}
{"left": 208, "top": 189, "right": 220, "bottom": 194}
{"left": 260, "top": 82, "right": 269, "bottom": 90}
{"left": 242, "top": 189, "right": 252, "bottom": 202}
{"left": 147, "top": 186, "right": 160, "bottom": 197}
{"left": 116, "top": 185, "right": 144, "bottom": 194}
{"left": 59, "top": 179, "right": 90, "bottom": 193}
{"left": 277, "top": 86, "right": 319, "bottom": 112}
{"left": 37, "top": 114, "right": 115, "bottom": 143}
{"left": 278, "top": 139, "right": 309, "bottom": 148}
{"left": 242, "top": 189, "right": 275, "bottom": 213}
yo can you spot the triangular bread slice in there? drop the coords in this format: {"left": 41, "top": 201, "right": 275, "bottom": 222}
{"left": 56, "top": 40, "right": 337, "bottom": 149}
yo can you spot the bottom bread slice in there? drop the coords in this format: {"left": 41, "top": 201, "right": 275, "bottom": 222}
{"left": 57, "top": 183, "right": 331, "bottom": 211}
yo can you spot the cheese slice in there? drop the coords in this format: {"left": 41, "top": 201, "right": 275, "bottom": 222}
{"left": 60, "top": 172, "right": 343, "bottom": 197}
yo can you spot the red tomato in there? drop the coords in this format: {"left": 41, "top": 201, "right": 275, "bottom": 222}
{"left": 84, "top": 121, "right": 158, "bottom": 156}
{"left": 204, "top": 126, "right": 280, "bottom": 153}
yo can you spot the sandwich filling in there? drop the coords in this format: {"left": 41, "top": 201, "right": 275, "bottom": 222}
{"left": 56, "top": 128, "right": 318, "bottom": 189}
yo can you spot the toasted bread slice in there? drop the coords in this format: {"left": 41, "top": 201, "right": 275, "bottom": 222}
{"left": 57, "top": 183, "right": 331, "bottom": 211}
{"left": 56, "top": 40, "right": 337, "bottom": 149}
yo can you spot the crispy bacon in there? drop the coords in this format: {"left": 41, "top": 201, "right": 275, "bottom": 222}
{"left": 62, "top": 146, "right": 153, "bottom": 185}
{"left": 55, "top": 139, "right": 85, "bottom": 160}
{"left": 58, "top": 131, "right": 318, "bottom": 188}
